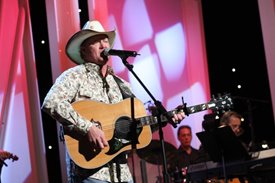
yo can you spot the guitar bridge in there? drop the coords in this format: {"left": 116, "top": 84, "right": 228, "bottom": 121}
{"left": 115, "top": 137, "right": 130, "bottom": 144}
{"left": 93, "top": 120, "right": 102, "bottom": 130}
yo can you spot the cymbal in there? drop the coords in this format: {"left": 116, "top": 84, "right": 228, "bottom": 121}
{"left": 137, "top": 140, "right": 177, "bottom": 165}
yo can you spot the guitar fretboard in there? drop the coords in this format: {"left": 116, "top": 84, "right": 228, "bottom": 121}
{"left": 136, "top": 103, "right": 213, "bottom": 128}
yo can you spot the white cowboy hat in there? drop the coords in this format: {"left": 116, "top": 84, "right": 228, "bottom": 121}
{"left": 66, "top": 20, "right": 116, "bottom": 65}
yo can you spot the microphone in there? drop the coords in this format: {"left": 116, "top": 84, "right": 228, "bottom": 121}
{"left": 101, "top": 48, "right": 140, "bottom": 58}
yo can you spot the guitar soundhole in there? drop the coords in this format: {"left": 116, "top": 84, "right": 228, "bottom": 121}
{"left": 115, "top": 116, "right": 132, "bottom": 140}
{"left": 106, "top": 116, "right": 142, "bottom": 155}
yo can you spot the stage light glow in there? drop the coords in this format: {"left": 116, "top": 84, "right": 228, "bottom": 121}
{"left": 261, "top": 141, "right": 269, "bottom": 149}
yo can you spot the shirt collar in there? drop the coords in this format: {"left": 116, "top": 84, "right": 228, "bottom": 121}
{"left": 84, "top": 63, "right": 115, "bottom": 78}
{"left": 84, "top": 62, "right": 101, "bottom": 73}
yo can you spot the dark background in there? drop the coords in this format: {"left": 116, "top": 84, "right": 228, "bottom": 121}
{"left": 201, "top": 0, "right": 275, "bottom": 148}
{"left": 30, "top": 0, "right": 275, "bottom": 182}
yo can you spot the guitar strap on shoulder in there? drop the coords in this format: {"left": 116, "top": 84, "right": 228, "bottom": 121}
{"left": 112, "top": 75, "right": 135, "bottom": 99}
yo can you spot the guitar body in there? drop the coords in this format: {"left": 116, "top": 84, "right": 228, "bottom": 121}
{"left": 64, "top": 98, "right": 152, "bottom": 169}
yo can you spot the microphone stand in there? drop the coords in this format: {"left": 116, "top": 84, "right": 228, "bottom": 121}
{"left": 233, "top": 96, "right": 269, "bottom": 151}
{"left": 120, "top": 55, "right": 176, "bottom": 183}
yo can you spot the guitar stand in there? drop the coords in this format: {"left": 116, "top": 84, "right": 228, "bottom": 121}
{"left": 119, "top": 55, "right": 175, "bottom": 183}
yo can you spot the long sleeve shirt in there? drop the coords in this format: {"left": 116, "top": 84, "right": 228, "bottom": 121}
{"left": 42, "top": 62, "right": 133, "bottom": 182}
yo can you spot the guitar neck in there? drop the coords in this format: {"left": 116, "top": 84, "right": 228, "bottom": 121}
{"left": 136, "top": 102, "right": 212, "bottom": 128}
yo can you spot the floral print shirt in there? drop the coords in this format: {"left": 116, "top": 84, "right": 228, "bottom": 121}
{"left": 42, "top": 62, "right": 133, "bottom": 182}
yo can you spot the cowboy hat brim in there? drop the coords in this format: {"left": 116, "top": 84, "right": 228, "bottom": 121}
{"left": 66, "top": 29, "right": 116, "bottom": 65}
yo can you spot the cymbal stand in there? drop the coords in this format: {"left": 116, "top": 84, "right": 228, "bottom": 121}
{"left": 120, "top": 55, "right": 176, "bottom": 183}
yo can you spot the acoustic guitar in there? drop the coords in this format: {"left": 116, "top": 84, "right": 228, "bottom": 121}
{"left": 64, "top": 94, "right": 233, "bottom": 169}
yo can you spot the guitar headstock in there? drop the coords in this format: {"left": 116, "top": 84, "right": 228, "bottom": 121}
{"left": 208, "top": 93, "right": 233, "bottom": 113}
{"left": 10, "top": 154, "right": 19, "bottom": 162}
{"left": 0, "top": 150, "right": 19, "bottom": 162}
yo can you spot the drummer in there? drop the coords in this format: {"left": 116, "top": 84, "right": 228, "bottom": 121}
{"left": 170, "top": 125, "right": 202, "bottom": 181}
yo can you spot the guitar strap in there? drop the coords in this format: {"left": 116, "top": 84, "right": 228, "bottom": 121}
{"left": 112, "top": 75, "right": 136, "bottom": 99}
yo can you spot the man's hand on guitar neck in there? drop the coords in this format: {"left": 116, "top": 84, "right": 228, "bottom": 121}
{"left": 172, "top": 106, "right": 186, "bottom": 123}
{"left": 87, "top": 125, "right": 108, "bottom": 149}
{"left": 148, "top": 105, "right": 186, "bottom": 124}
{"left": 172, "top": 112, "right": 186, "bottom": 123}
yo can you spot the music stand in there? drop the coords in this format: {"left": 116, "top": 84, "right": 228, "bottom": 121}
{"left": 196, "top": 125, "right": 249, "bottom": 162}
{"left": 196, "top": 126, "right": 250, "bottom": 182}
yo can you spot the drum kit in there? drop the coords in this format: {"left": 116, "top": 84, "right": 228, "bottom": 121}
{"left": 137, "top": 140, "right": 186, "bottom": 183}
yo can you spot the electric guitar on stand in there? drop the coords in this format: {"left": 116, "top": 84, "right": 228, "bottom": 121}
{"left": 64, "top": 94, "right": 233, "bottom": 169}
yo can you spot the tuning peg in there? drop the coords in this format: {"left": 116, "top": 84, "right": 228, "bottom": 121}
{"left": 181, "top": 96, "right": 189, "bottom": 116}
{"left": 211, "top": 94, "right": 216, "bottom": 100}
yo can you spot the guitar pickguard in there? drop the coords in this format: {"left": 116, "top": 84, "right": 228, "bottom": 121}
{"left": 106, "top": 116, "right": 142, "bottom": 155}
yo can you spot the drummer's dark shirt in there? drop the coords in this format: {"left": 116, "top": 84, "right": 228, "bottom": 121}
{"left": 175, "top": 146, "right": 201, "bottom": 169}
